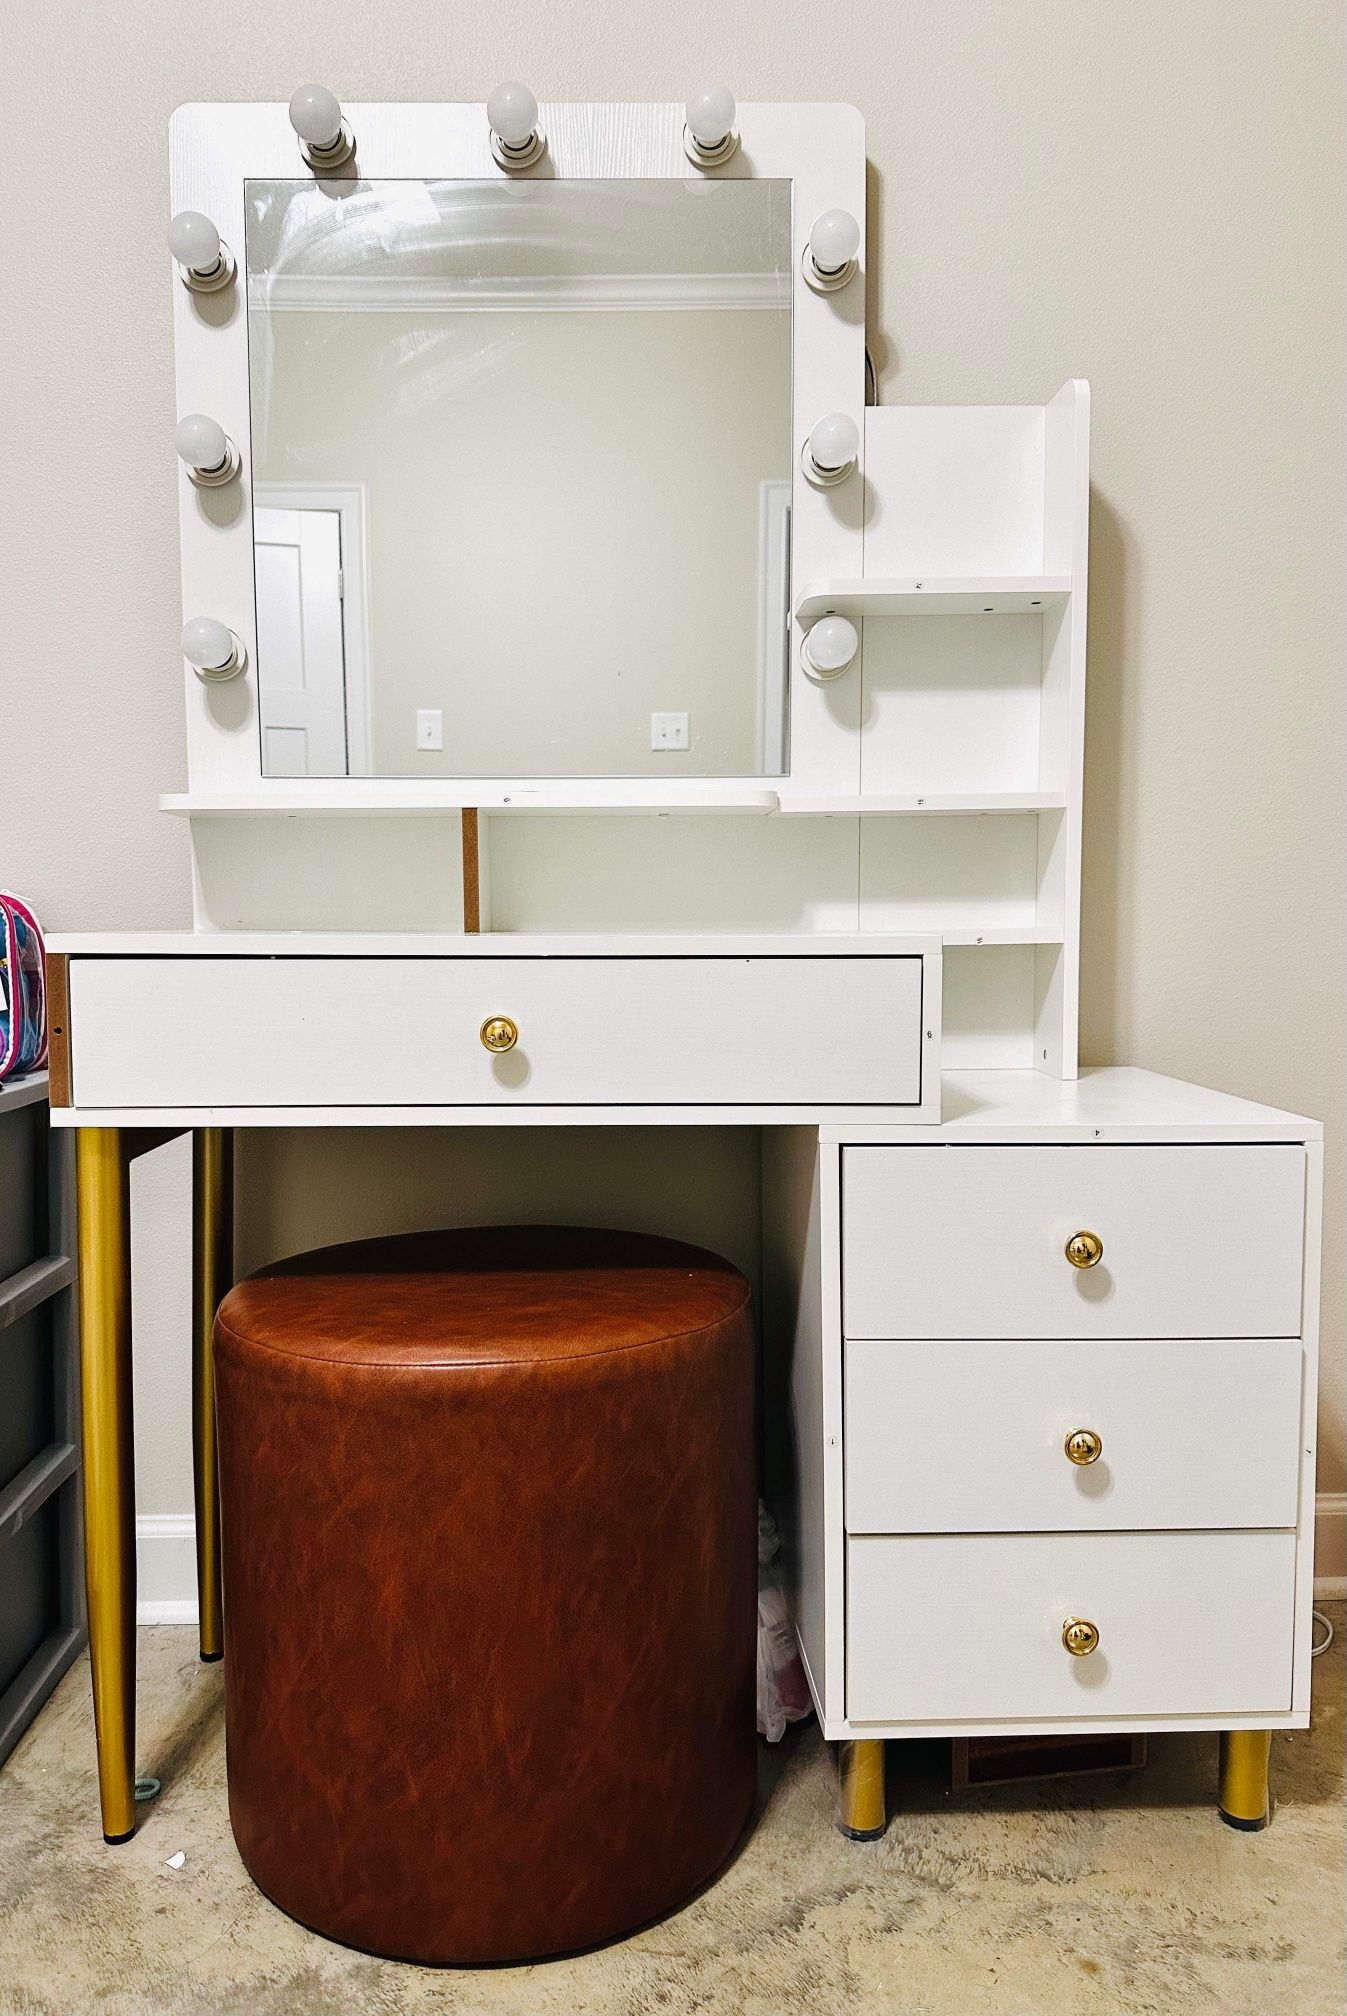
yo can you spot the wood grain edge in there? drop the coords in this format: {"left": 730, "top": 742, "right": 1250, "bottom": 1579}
{"left": 461, "top": 808, "right": 481, "bottom": 934}
{"left": 952, "top": 1732, "right": 1147, "bottom": 1790}
{"left": 46, "top": 954, "right": 71, "bottom": 1107}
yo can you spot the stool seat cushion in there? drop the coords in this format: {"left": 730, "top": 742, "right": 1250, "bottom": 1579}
{"left": 219, "top": 1223, "right": 750, "bottom": 1367}
{"left": 214, "top": 1224, "right": 757, "bottom": 1965}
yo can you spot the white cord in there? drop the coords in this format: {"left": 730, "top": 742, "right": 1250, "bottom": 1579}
{"left": 1311, "top": 1608, "right": 1334, "bottom": 1657}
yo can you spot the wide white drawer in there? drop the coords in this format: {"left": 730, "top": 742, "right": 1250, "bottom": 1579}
{"left": 847, "top": 1531, "right": 1297, "bottom": 1723}
{"left": 843, "top": 1144, "right": 1305, "bottom": 1339}
{"left": 845, "top": 1337, "right": 1304, "bottom": 1532}
{"left": 66, "top": 950, "right": 929, "bottom": 1110}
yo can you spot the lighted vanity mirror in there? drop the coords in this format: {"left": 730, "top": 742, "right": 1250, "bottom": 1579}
{"left": 245, "top": 178, "right": 794, "bottom": 779}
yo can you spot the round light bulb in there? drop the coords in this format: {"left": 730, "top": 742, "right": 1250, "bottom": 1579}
{"left": 175, "top": 413, "right": 228, "bottom": 472}
{"left": 487, "top": 81, "right": 539, "bottom": 147}
{"left": 288, "top": 83, "right": 343, "bottom": 150}
{"left": 809, "top": 411, "right": 860, "bottom": 475}
{"left": 180, "top": 617, "right": 236, "bottom": 673}
{"left": 167, "top": 210, "right": 220, "bottom": 272}
{"left": 685, "top": 85, "right": 736, "bottom": 148}
{"left": 809, "top": 208, "right": 860, "bottom": 274}
{"left": 804, "top": 616, "right": 859, "bottom": 678}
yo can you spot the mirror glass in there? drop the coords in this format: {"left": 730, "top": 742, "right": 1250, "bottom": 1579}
{"left": 245, "top": 179, "right": 794, "bottom": 779}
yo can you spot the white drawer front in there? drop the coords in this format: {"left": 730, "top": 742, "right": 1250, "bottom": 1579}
{"left": 845, "top": 1337, "right": 1304, "bottom": 1533}
{"left": 69, "top": 954, "right": 926, "bottom": 1109}
{"left": 847, "top": 1531, "right": 1296, "bottom": 1723}
{"left": 843, "top": 1145, "right": 1305, "bottom": 1339}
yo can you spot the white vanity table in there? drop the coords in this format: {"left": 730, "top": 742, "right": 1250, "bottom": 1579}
{"left": 47, "top": 91, "right": 1320, "bottom": 1850}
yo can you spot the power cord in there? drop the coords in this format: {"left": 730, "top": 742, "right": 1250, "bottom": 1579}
{"left": 1311, "top": 1609, "right": 1334, "bottom": 1657}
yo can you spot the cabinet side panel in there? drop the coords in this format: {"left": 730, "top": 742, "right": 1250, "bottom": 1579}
{"left": 1293, "top": 1141, "right": 1323, "bottom": 1712}
{"left": 762, "top": 1128, "right": 842, "bottom": 1720}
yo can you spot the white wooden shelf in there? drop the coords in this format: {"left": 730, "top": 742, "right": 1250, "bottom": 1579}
{"left": 939, "top": 926, "right": 1065, "bottom": 946}
{"left": 165, "top": 787, "right": 1066, "bottom": 820}
{"left": 777, "top": 793, "right": 1066, "bottom": 816}
{"left": 795, "top": 577, "right": 1072, "bottom": 620}
{"left": 160, "top": 783, "right": 782, "bottom": 818}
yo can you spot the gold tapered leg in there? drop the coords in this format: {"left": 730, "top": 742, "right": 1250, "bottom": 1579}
{"left": 192, "top": 1128, "right": 233, "bottom": 1664}
{"left": 76, "top": 1129, "right": 137, "bottom": 1844}
{"left": 1219, "top": 1730, "right": 1273, "bottom": 1831}
{"left": 837, "top": 1739, "right": 887, "bottom": 1840}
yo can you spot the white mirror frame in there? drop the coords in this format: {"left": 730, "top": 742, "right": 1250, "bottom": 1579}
{"left": 167, "top": 101, "right": 865, "bottom": 811}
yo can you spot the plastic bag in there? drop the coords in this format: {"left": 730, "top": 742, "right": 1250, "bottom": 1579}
{"left": 756, "top": 1502, "right": 814, "bottom": 1741}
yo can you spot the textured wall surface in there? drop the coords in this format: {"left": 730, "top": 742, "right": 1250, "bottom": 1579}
{"left": 3, "top": 1, "right": 1342, "bottom": 1518}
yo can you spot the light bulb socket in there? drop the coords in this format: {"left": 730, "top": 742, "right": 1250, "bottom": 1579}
{"left": 298, "top": 118, "right": 356, "bottom": 173}
{"left": 802, "top": 438, "right": 859, "bottom": 489}
{"left": 802, "top": 240, "right": 859, "bottom": 294}
{"left": 178, "top": 243, "right": 236, "bottom": 295}
{"left": 490, "top": 125, "right": 546, "bottom": 171}
{"left": 184, "top": 436, "right": 241, "bottom": 489}
{"left": 683, "top": 122, "right": 739, "bottom": 169}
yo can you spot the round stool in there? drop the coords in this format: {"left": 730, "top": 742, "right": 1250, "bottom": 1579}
{"left": 214, "top": 1225, "right": 756, "bottom": 1964}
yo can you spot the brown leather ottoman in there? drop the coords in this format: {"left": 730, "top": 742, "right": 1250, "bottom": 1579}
{"left": 213, "top": 1225, "right": 757, "bottom": 1964}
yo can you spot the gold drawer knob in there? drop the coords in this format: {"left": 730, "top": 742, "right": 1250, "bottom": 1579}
{"left": 1065, "top": 1428, "right": 1103, "bottom": 1466}
{"left": 1065, "top": 1229, "right": 1104, "bottom": 1269}
{"left": 479, "top": 1015, "right": 518, "bottom": 1054}
{"left": 1062, "top": 1616, "right": 1100, "bottom": 1658}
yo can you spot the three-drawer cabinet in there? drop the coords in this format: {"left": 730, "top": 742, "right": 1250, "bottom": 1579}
{"left": 769, "top": 1070, "right": 1322, "bottom": 1743}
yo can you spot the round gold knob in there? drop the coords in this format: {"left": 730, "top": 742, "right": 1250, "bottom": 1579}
{"left": 1065, "top": 1428, "right": 1103, "bottom": 1466}
{"left": 1065, "top": 1229, "right": 1104, "bottom": 1270}
{"left": 1062, "top": 1616, "right": 1100, "bottom": 1658}
{"left": 479, "top": 1015, "right": 518, "bottom": 1054}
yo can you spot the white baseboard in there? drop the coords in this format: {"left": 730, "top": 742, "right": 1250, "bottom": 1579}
{"left": 1314, "top": 1494, "right": 1347, "bottom": 1600}
{"left": 136, "top": 1514, "right": 199, "bottom": 1624}
{"left": 137, "top": 1497, "right": 1347, "bottom": 1624}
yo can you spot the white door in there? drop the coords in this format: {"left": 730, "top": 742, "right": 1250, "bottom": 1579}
{"left": 254, "top": 507, "right": 349, "bottom": 776}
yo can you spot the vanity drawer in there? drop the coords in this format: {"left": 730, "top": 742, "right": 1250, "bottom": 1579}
{"left": 842, "top": 1144, "right": 1305, "bottom": 1339}
{"left": 846, "top": 1530, "right": 1297, "bottom": 1723}
{"left": 845, "top": 1337, "right": 1304, "bottom": 1533}
{"left": 66, "top": 952, "right": 928, "bottom": 1110}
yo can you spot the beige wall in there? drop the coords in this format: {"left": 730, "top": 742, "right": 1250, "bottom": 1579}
{"left": 3, "top": 3, "right": 1343, "bottom": 1528}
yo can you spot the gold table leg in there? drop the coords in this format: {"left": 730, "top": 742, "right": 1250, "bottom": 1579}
{"left": 837, "top": 1738, "right": 887, "bottom": 1840}
{"left": 1218, "top": 1730, "right": 1273, "bottom": 1831}
{"left": 192, "top": 1128, "right": 233, "bottom": 1664}
{"left": 76, "top": 1128, "right": 136, "bottom": 1844}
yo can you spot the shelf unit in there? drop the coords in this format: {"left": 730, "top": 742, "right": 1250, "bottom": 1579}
{"left": 172, "top": 380, "right": 1088, "bottom": 1078}
{"left": 0, "top": 1072, "right": 84, "bottom": 1768}
{"left": 852, "top": 381, "right": 1087, "bottom": 1075}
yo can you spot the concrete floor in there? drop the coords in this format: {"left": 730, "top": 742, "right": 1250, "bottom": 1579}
{"left": 0, "top": 1615, "right": 1342, "bottom": 2016}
